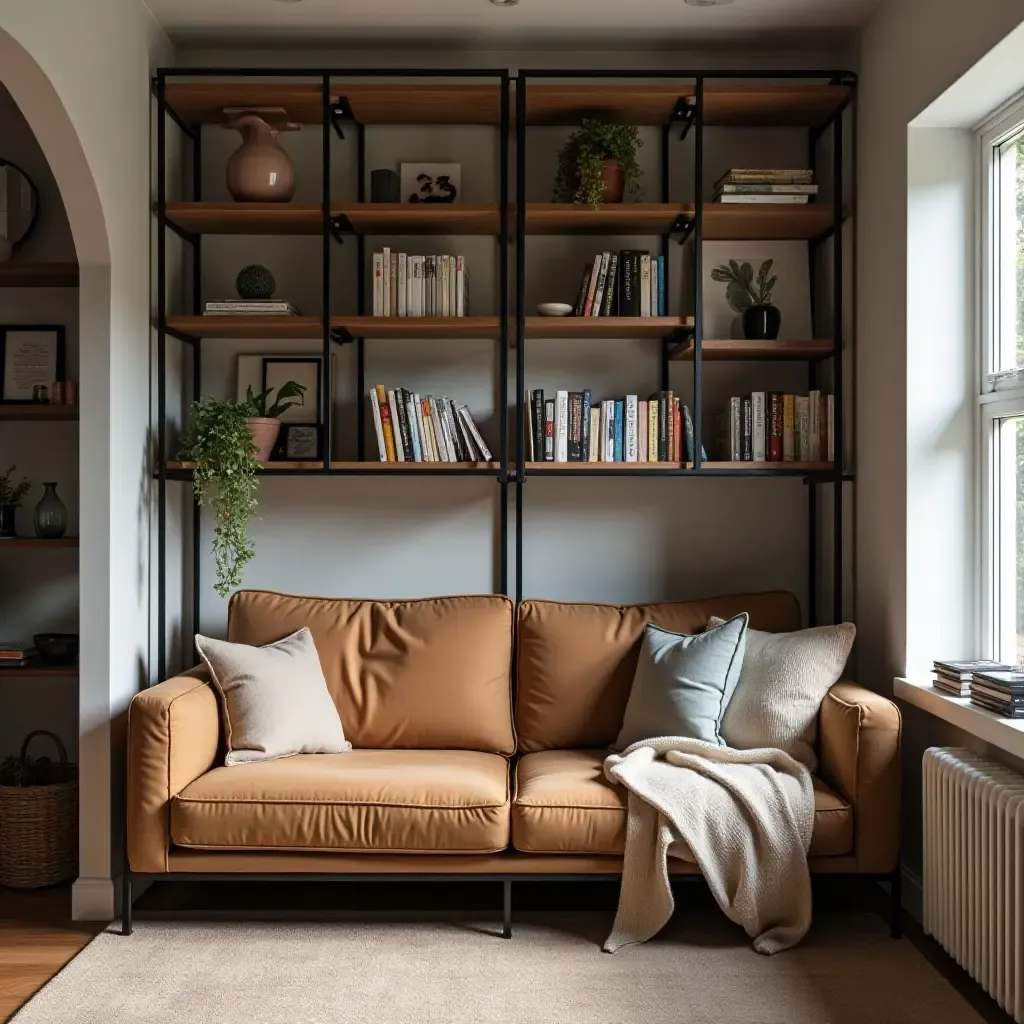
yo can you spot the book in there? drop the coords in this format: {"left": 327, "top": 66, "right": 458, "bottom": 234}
{"left": 751, "top": 392, "right": 766, "bottom": 462}
{"left": 600, "top": 254, "right": 619, "bottom": 317}
{"left": 741, "top": 397, "right": 753, "bottom": 461}
{"left": 682, "top": 405, "right": 706, "bottom": 462}
{"left": 555, "top": 391, "right": 569, "bottom": 462}
{"left": 405, "top": 393, "right": 423, "bottom": 461}
{"left": 524, "top": 391, "right": 534, "bottom": 461}
{"left": 591, "top": 252, "right": 611, "bottom": 317}
{"left": 544, "top": 400, "right": 555, "bottom": 461}
{"left": 588, "top": 407, "right": 600, "bottom": 462}
{"left": 716, "top": 194, "right": 810, "bottom": 204}
{"left": 657, "top": 254, "right": 666, "bottom": 316}
{"left": 0, "top": 644, "right": 36, "bottom": 660}
{"left": 600, "top": 401, "right": 613, "bottom": 462}
{"left": 666, "top": 390, "right": 675, "bottom": 461}
{"left": 972, "top": 669, "right": 1024, "bottom": 688}
{"left": 613, "top": 400, "right": 624, "bottom": 462}
{"left": 386, "top": 390, "right": 405, "bottom": 461}
{"left": 729, "top": 397, "right": 742, "bottom": 461}
{"left": 637, "top": 400, "right": 648, "bottom": 461}
{"left": 370, "top": 389, "right": 387, "bottom": 460}
{"left": 582, "top": 390, "right": 592, "bottom": 461}
{"left": 575, "top": 263, "right": 593, "bottom": 317}
{"left": 971, "top": 680, "right": 1024, "bottom": 703}
{"left": 531, "top": 390, "right": 544, "bottom": 462}
{"left": 398, "top": 253, "right": 407, "bottom": 317}
{"left": 390, "top": 249, "right": 399, "bottom": 316}
{"left": 412, "top": 393, "right": 431, "bottom": 462}
{"left": 396, "top": 388, "right": 414, "bottom": 459}
{"left": 673, "top": 398, "right": 682, "bottom": 465}
{"left": 809, "top": 390, "right": 821, "bottom": 461}
{"left": 374, "top": 386, "right": 395, "bottom": 460}
{"left": 459, "top": 406, "right": 492, "bottom": 460}
{"left": 648, "top": 255, "right": 658, "bottom": 319}
{"left": 373, "top": 253, "right": 384, "bottom": 316}
{"left": 782, "top": 395, "right": 795, "bottom": 462}
{"left": 204, "top": 301, "right": 297, "bottom": 315}
{"left": 648, "top": 399, "right": 659, "bottom": 463}
{"left": 625, "top": 395, "right": 638, "bottom": 463}
{"left": 716, "top": 169, "right": 814, "bottom": 186}
{"left": 717, "top": 183, "right": 819, "bottom": 195}
{"left": 568, "top": 392, "right": 584, "bottom": 461}
{"left": 769, "top": 392, "right": 783, "bottom": 462}
{"left": 640, "top": 255, "right": 652, "bottom": 317}
{"left": 795, "top": 396, "right": 810, "bottom": 461}
{"left": 583, "top": 257, "right": 602, "bottom": 316}
{"left": 970, "top": 692, "right": 1024, "bottom": 718}
{"left": 619, "top": 251, "right": 641, "bottom": 316}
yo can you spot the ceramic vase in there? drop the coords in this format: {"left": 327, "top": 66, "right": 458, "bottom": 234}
{"left": 247, "top": 418, "right": 281, "bottom": 463}
{"left": 223, "top": 109, "right": 300, "bottom": 203}
{"left": 34, "top": 483, "right": 68, "bottom": 539}
{"left": 743, "top": 304, "right": 782, "bottom": 341}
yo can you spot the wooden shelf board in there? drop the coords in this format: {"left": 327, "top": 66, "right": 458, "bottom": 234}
{"left": 526, "top": 461, "right": 833, "bottom": 473}
{"left": 523, "top": 316, "right": 693, "bottom": 340}
{"left": 0, "top": 537, "right": 78, "bottom": 549}
{"left": 337, "top": 204, "right": 500, "bottom": 235}
{"left": 669, "top": 339, "right": 834, "bottom": 361}
{"left": 333, "top": 317, "right": 500, "bottom": 339}
{"left": 165, "top": 82, "right": 502, "bottom": 126}
{"left": 165, "top": 203, "right": 322, "bottom": 235}
{"left": 525, "top": 84, "right": 850, "bottom": 127}
{"left": 168, "top": 460, "right": 324, "bottom": 472}
{"left": 0, "top": 404, "right": 78, "bottom": 421}
{"left": 0, "top": 663, "right": 78, "bottom": 679}
{"left": 0, "top": 262, "right": 79, "bottom": 287}
{"left": 165, "top": 316, "right": 323, "bottom": 340}
{"left": 703, "top": 203, "right": 837, "bottom": 240}
{"left": 527, "top": 204, "right": 692, "bottom": 235}
{"left": 330, "top": 462, "right": 500, "bottom": 472}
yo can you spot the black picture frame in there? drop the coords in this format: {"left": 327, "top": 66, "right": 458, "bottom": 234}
{"left": 272, "top": 423, "right": 322, "bottom": 462}
{"left": 0, "top": 325, "right": 66, "bottom": 404}
{"left": 260, "top": 356, "right": 322, "bottom": 424}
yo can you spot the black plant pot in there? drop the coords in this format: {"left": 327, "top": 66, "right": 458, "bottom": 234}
{"left": 0, "top": 503, "right": 16, "bottom": 538}
{"left": 743, "top": 304, "right": 781, "bottom": 341}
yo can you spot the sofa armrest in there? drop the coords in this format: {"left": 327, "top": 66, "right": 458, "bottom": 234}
{"left": 127, "top": 668, "right": 220, "bottom": 873}
{"left": 818, "top": 680, "right": 902, "bottom": 874}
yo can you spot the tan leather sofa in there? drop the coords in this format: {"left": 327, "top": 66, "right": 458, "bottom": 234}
{"left": 124, "top": 589, "right": 901, "bottom": 935}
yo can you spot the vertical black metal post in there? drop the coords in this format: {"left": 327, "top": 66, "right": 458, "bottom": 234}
{"left": 660, "top": 123, "right": 670, "bottom": 398}
{"left": 807, "top": 124, "right": 818, "bottom": 625}
{"left": 515, "top": 74, "right": 527, "bottom": 603}
{"left": 156, "top": 73, "right": 168, "bottom": 683}
{"left": 321, "top": 74, "right": 333, "bottom": 472}
{"left": 692, "top": 78, "right": 704, "bottom": 470}
{"left": 499, "top": 73, "right": 510, "bottom": 597}
{"left": 356, "top": 122, "right": 366, "bottom": 461}
{"left": 191, "top": 129, "right": 202, "bottom": 641}
{"left": 832, "top": 104, "right": 844, "bottom": 624}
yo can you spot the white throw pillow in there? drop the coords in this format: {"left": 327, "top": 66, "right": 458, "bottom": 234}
{"left": 195, "top": 627, "right": 352, "bottom": 766}
{"left": 709, "top": 617, "right": 856, "bottom": 770}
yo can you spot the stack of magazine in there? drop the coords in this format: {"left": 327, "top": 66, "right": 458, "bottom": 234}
{"left": 203, "top": 299, "right": 297, "bottom": 316}
{"left": 713, "top": 169, "right": 818, "bottom": 204}
{"left": 932, "top": 658, "right": 1012, "bottom": 698}
{"left": 970, "top": 669, "right": 1024, "bottom": 718}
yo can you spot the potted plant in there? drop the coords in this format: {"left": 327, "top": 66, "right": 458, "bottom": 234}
{"left": 553, "top": 119, "right": 643, "bottom": 207}
{"left": 0, "top": 466, "right": 30, "bottom": 539}
{"left": 710, "top": 258, "right": 781, "bottom": 340}
{"left": 181, "top": 381, "right": 306, "bottom": 596}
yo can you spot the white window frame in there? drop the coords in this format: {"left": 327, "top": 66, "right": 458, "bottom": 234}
{"left": 978, "top": 92, "right": 1024, "bottom": 663}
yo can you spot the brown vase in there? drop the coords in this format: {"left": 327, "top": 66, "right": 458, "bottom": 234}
{"left": 223, "top": 108, "right": 300, "bottom": 203}
{"left": 247, "top": 418, "right": 281, "bottom": 463}
{"left": 600, "top": 159, "right": 625, "bottom": 203}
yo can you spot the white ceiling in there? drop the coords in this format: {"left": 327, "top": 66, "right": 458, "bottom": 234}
{"left": 144, "top": 0, "right": 882, "bottom": 47}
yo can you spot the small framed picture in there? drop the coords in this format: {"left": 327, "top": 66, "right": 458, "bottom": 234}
{"left": 400, "top": 163, "right": 461, "bottom": 204}
{"left": 261, "top": 357, "right": 321, "bottom": 424}
{"left": 0, "top": 325, "right": 65, "bottom": 403}
{"left": 273, "top": 423, "right": 322, "bottom": 462}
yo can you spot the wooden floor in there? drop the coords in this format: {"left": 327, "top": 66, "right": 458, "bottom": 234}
{"left": 0, "top": 886, "right": 99, "bottom": 1022}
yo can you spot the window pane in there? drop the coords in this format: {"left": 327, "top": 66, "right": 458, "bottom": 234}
{"left": 996, "top": 134, "right": 1024, "bottom": 372}
{"left": 995, "top": 416, "right": 1024, "bottom": 663}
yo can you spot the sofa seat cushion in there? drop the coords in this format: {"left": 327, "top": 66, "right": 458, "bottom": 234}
{"left": 171, "top": 750, "right": 510, "bottom": 854}
{"left": 511, "top": 749, "right": 852, "bottom": 857}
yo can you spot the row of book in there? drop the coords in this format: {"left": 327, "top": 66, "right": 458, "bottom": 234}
{"left": 369, "top": 385, "right": 492, "bottom": 463}
{"left": 524, "top": 390, "right": 706, "bottom": 464}
{"left": 572, "top": 251, "right": 667, "bottom": 318}
{"left": 932, "top": 659, "right": 1024, "bottom": 719}
{"left": 713, "top": 168, "right": 818, "bottom": 206}
{"left": 372, "top": 250, "right": 467, "bottom": 318}
{"left": 0, "top": 643, "right": 37, "bottom": 668}
{"left": 725, "top": 391, "right": 834, "bottom": 463}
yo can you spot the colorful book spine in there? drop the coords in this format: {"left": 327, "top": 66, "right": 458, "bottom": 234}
{"left": 613, "top": 400, "right": 624, "bottom": 462}
{"left": 544, "top": 400, "right": 555, "bottom": 461}
{"left": 555, "top": 390, "right": 569, "bottom": 462}
{"left": 657, "top": 254, "right": 666, "bottom": 316}
{"left": 625, "top": 395, "right": 638, "bottom": 462}
{"left": 782, "top": 394, "right": 795, "bottom": 462}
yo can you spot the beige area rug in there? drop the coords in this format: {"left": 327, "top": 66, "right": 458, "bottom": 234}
{"left": 13, "top": 911, "right": 986, "bottom": 1024}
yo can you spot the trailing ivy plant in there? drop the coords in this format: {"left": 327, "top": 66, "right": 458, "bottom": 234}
{"left": 553, "top": 119, "right": 643, "bottom": 207}
{"left": 710, "top": 258, "right": 778, "bottom": 313}
{"left": 0, "top": 465, "right": 30, "bottom": 507}
{"left": 181, "top": 398, "right": 259, "bottom": 598}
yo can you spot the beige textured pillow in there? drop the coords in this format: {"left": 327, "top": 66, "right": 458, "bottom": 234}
{"left": 709, "top": 617, "right": 856, "bottom": 770}
{"left": 195, "top": 627, "right": 351, "bottom": 766}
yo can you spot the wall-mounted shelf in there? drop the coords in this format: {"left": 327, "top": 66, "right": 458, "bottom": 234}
{"left": 0, "top": 663, "right": 78, "bottom": 679}
{"left": 0, "top": 404, "right": 78, "bottom": 421}
{"left": 524, "top": 462, "right": 834, "bottom": 475}
{"left": 0, "top": 262, "right": 79, "bottom": 288}
{"left": 165, "top": 316, "right": 501, "bottom": 342}
{"left": 166, "top": 461, "right": 502, "bottom": 479}
{"left": 0, "top": 537, "right": 78, "bottom": 549}
{"left": 668, "top": 339, "right": 835, "bottom": 361}
{"left": 521, "top": 317, "right": 693, "bottom": 340}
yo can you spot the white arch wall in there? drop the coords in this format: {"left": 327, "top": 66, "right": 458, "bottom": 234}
{"left": 0, "top": 0, "right": 172, "bottom": 919}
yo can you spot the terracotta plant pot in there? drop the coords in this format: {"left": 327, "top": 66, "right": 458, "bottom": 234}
{"left": 223, "top": 108, "right": 300, "bottom": 203}
{"left": 247, "top": 418, "right": 281, "bottom": 463}
{"left": 600, "top": 159, "right": 625, "bottom": 203}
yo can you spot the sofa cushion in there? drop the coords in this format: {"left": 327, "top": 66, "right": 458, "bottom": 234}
{"left": 171, "top": 750, "right": 510, "bottom": 854}
{"left": 516, "top": 592, "right": 801, "bottom": 752}
{"left": 228, "top": 591, "right": 515, "bottom": 754}
{"left": 511, "top": 749, "right": 852, "bottom": 857}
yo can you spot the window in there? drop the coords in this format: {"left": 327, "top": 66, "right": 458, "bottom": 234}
{"left": 980, "top": 97, "right": 1024, "bottom": 664}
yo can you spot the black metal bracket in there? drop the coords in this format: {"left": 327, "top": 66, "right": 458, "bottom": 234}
{"left": 672, "top": 214, "right": 695, "bottom": 245}
{"left": 330, "top": 97, "right": 353, "bottom": 139}
{"left": 830, "top": 73, "right": 858, "bottom": 87}
{"left": 329, "top": 214, "right": 352, "bottom": 245}
{"left": 671, "top": 97, "right": 698, "bottom": 141}
{"left": 330, "top": 325, "right": 356, "bottom": 346}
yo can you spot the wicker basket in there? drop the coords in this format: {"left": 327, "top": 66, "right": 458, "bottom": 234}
{"left": 0, "top": 730, "right": 78, "bottom": 888}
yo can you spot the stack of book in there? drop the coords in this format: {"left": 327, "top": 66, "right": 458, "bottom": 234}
{"left": 724, "top": 391, "right": 834, "bottom": 463}
{"left": 370, "top": 385, "right": 491, "bottom": 463}
{"left": 572, "top": 251, "right": 666, "bottom": 317}
{"left": 372, "top": 250, "right": 467, "bottom": 317}
{"left": 203, "top": 299, "right": 297, "bottom": 316}
{"left": 0, "top": 642, "right": 38, "bottom": 668}
{"left": 525, "top": 389, "right": 706, "bottom": 464}
{"left": 932, "top": 659, "right": 1011, "bottom": 698}
{"left": 713, "top": 169, "right": 818, "bottom": 204}
{"left": 970, "top": 669, "right": 1024, "bottom": 718}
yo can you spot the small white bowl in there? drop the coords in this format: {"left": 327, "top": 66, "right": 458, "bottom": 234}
{"left": 536, "top": 302, "right": 574, "bottom": 317}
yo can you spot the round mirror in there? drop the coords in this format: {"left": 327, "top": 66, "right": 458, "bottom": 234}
{"left": 0, "top": 159, "right": 39, "bottom": 262}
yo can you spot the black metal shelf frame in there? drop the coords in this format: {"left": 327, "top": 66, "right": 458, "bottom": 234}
{"left": 155, "top": 66, "right": 855, "bottom": 682}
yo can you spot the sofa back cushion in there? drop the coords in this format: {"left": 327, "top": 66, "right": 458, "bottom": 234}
{"left": 228, "top": 591, "right": 515, "bottom": 754}
{"left": 515, "top": 591, "right": 801, "bottom": 752}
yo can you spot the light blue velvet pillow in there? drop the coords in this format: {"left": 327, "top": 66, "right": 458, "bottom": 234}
{"left": 613, "top": 613, "right": 749, "bottom": 750}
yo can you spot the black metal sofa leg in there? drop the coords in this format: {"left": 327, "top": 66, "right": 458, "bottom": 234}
{"left": 121, "top": 870, "right": 133, "bottom": 936}
{"left": 503, "top": 880, "right": 512, "bottom": 939}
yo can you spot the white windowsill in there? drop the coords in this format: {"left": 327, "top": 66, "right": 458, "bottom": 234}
{"left": 894, "top": 677, "right": 1024, "bottom": 760}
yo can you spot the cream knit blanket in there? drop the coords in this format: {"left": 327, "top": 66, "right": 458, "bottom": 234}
{"left": 603, "top": 737, "right": 814, "bottom": 955}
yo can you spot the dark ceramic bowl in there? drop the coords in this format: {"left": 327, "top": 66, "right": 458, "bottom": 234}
{"left": 33, "top": 633, "right": 79, "bottom": 666}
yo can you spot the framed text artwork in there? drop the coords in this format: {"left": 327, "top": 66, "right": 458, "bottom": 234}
{"left": 0, "top": 325, "right": 65, "bottom": 403}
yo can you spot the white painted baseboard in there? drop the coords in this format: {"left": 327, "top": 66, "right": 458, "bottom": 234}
{"left": 72, "top": 875, "right": 116, "bottom": 921}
